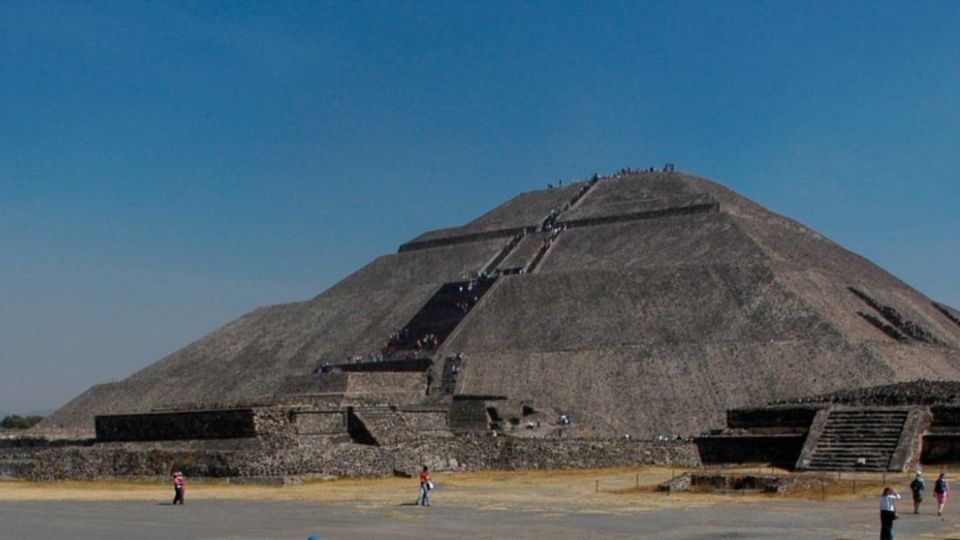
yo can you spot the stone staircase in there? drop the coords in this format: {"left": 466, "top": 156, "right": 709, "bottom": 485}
{"left": 801, "top": 408, "right": 910, "bottom": 471}
{"left": 384, "top": 277, "right": 497, "bottom": 354}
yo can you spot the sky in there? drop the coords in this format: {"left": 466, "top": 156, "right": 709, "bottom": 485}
{"left": 1, "top": 1, "right": 958, "bottom": 414}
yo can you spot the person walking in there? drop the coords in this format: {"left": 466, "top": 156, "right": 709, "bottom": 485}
{"left": 910, "top": 471, "right": 925, "bottom": 514}
{"left": 418, "top": 465, "right": 432, "bottom": 506}
{"left": 879, "top": 486, "right": 901, "bottom": 540}
{"left": 172, "top": 471, "right": 185, "bottom": 505}
{"left": 935, "top": 472, "right": 949, "bottom": 517}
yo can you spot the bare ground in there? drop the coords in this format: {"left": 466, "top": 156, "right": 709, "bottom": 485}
{"left": 2, "top": 467, "right": 960, "bottom": 539}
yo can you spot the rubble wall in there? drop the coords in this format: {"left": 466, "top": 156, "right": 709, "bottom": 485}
{"left": 695, "top": 435, "right": 806, "bottom": 467}
{"left": 7, "top": 436, "right": 699, "bottom": 480}
{"left": 397, "top": 410, "right": 449, "bottom": 432}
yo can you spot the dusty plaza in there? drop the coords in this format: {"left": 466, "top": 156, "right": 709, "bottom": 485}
{"left": 1, "top": 467, "right": 959, "bottom": 539}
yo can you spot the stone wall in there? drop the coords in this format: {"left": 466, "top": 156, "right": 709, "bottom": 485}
{"left": 922, "top": 435, "right": 960, "bottom": 463}
{"left": 924, "top": 406, "right": 960, "bottom": 463}
{"left": 449, "top": 398, "right": 493, "bottom": 432}
{"left": 345, "top": 372, "right": 426, "bottom": 401}
{"left": 233, "top": 436, "right": 701, "bottom": 478}
{"left": 694, "top": 435, "right": 806, "bottom": 467}
{"left": 726, "top": 406, "right": 818, "bottom": 431}
{"left": 930, "top": 406, "right": 960, "bottom": 428}
{"left": 389, "top": 436, "right": 700, "bottom": 476}
{"left": 336, "top": 358, "right": 432, "bottom": 372}
{"left": 7, "top": 434, "right": 699, "bottom": 480}
{"left": 294, "top": 410, "right": 347, "bottom": 436}
{"left": 28, "top": 445, "right": 246, "bottom": 480}
{"left": 397, "top": 410, "right": 448, "bottom": 433}
{"left": 274, "top": 372, "right": 348, "bottom": 395}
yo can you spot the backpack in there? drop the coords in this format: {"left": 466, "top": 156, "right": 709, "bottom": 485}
{"left": 911, "top": 478, "right": 924, "bottom": 493}
{"left": 935, "top": 478, "right": 947, "bottom": 494}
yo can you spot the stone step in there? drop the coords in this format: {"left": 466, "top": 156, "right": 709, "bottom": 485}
{"left": 825, "top": 418, "right": 908, "bottom": 423}
{"left": 820, "top": 430, "right": 902, "bottom": 434}
{"left": 812, "top": 451, "right": 894, "bottom": 457}
{"left": 819, "top": 432, "right": 901, "bottom": 436}
{"left": 809, "top": 460, "right": 889, "bottom": 467}
{"left": 802, "top": 408, "right": 909, "bottom": 472}
{"left": 817, "top": 437, "right": 902, "bottom": 443}
{"left": 808, "top": 464, "right": 889, "bottom": 472}
{"left": 813, "top": 446, "right": 895, "bottom": 451}
{"left": 823, "top": 422, "right": 905, "bottom": 426}
{"left": 810, "top": 456, "right": 890, "bottom": 464}
{"left": 815, "top": 442, "right": 898, "bottom": 447}
{"left": 818, "top": 432, "right": 902, "bottom": 438}
{"left": 820, "top": 431, "right": 900, "bottom": 441}
{"left": 814, "top": 450, "right": 897, "bottom": 456}
{"left": 824, "top": 421, "right": 907, "bottom": 426}
{"left": 809, "top": 453, "right": 896, "bottom": 462}
{"left": 819, "top": 429, "right": 903, "bottom": 435}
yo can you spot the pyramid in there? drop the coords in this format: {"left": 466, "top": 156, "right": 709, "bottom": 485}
{"left": 41, "top": 170, "right": 960, "bottom": 440}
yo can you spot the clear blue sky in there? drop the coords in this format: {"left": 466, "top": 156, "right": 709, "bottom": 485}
{"left": 2, "top": 1, "right": 958, "bottom": 414}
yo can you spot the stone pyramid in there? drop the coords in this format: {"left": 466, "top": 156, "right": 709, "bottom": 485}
{"left": 41, "top": 170, "right": 960, "bottom": 439}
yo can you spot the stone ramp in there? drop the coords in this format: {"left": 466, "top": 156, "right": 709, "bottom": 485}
{"left": 349, "top": 407, "right": 413, "bottom": 446}
{"left": 797, "top": 408, "right": 912, "bottom": 471}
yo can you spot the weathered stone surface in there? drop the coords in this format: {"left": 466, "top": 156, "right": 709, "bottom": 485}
{"left": 659, "top": 472, "right": 804, "bottom": 494}
{"left": 776, "top": 380, "right": 960, "bottom": 407}
{"left": 4, "top": 434, "right": 698, "bottom": 480}
{"left": 30, "top": 169, "right": 960, "bottom": 474}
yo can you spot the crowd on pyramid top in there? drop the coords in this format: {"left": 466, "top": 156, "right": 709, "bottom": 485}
{"left": 546, "top": 163, "right": 676, "bottom": 189}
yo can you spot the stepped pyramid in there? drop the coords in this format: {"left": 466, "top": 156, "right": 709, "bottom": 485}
{"left": 41, "top": 170, "right": 960, "bottom": 440}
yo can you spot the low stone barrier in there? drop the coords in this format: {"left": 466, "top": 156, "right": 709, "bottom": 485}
{"left": 9, "top": 435, "right": 699, "bottom": 480}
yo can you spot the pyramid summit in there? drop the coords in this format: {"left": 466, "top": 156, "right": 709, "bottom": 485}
{"left": 19, "top": 169, "right": 959, "bottom": 478}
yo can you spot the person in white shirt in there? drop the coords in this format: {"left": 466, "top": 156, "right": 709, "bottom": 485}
{"left": 880, "top": 487, "right": 901, "bottom": 540}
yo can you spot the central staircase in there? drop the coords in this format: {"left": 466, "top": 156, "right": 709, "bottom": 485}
{"left": 802, "top": 408, "right": 910, "bottom": 471}
{"left": 384, "top": 277, "right": 497, "bottom": 354}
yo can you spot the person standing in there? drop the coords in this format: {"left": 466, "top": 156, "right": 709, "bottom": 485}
{"left": 418, "top": 465, "right": 431, "bottom": 506}
{"left": 879, "top": 487, "right": 901, "bottom": 540}
{"left": 935, "top": 472, "right": 949, "bottom": 517}
{"left": 910, "top": 471, "right": 925, "bottom": 514}
{"left": 172, "top": 471, "right": 185, "bottom": 505}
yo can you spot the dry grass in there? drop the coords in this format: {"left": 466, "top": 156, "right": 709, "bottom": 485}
{"left": 0, "top": 466, "right": 946, "bottom": 512}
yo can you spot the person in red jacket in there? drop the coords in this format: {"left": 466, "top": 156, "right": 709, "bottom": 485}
{"left": 172, "top": 471, "right": 185, "bottom": 505}
{"left": 418, "top": 466, "right": 431, "bottom": 506}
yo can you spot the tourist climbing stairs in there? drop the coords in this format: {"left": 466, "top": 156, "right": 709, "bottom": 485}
{"left": 439, "top": 355, "right": 463, "bottom": 395}
{"left": 482, "top": 234, "right": 524, "bottom": 275}
{"left": 384, "top": 277, "right": 497, "bottom": 354}
{"left": 802, "top": 408, "right": 910, "bottom": 471}
{"left": 526, "top": 229, "right": 567, "bottom": 273}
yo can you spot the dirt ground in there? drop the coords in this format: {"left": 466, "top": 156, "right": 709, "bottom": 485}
{"left": 2, "top": 467, "right": 960, "bottom": 539}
